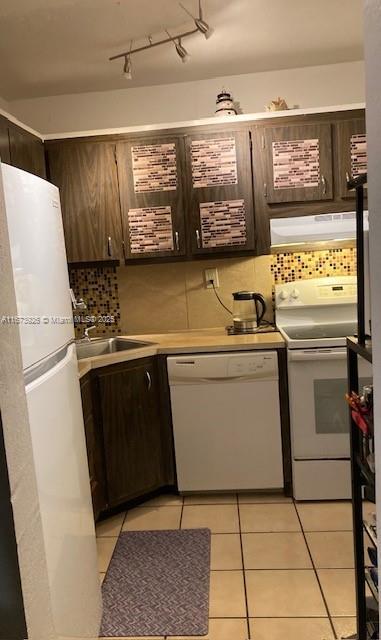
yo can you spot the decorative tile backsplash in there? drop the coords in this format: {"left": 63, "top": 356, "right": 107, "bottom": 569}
{"left": 272, "top": 139, "right": 320, "bottom": 189}
{"left": 69, "top": 266, "right": 121, "bottom": 337}
{"left": 68, "top": 249, "right": 356, "bottom": 338}
{"left": 350, "top": 133, "right": 367, "bottom": 178}
{"left": 132, "top": 143, "right": 177, "bottom": 193}
{"left": 191, "top": 137, "right": 238, "bottom": 188}
{"left": 128, "top": 206, "right": 174, "bottom": 253}
{"left": 271, "top": 248, "right": 356, "bottom": 284}
{"left": 200, "top": 199, "right": 247, "bottom": 248}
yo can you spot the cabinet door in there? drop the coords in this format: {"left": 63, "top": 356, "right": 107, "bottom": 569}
{"left": 116, "top": 136, "right": 186, "bottom": 259}
{"left": 8, "top": 122, "right": 46, "bottom": 178}
{"left": 0, "top": 116, "right": 10, "bottom": 163}
{"left": 259, "top": 123, "right": 333, "bottom": 204}
{"left": 185, "top": 130, "right": 255, "bottom": 255}
{"left": 337, "top": 118, "right": 367, "bottom": 198}
{"left": 47, "top": 142, "right": 124, "bottom": 263}
{"left": 97, "top": 358, "right": 163, "bottom": 507}
{"left": 80, "top": 374, "right": 107, "bottom": 520}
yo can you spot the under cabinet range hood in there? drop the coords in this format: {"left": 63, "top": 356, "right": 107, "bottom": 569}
{"left": 270, "top": 211, "right": 369, "bottom": 252}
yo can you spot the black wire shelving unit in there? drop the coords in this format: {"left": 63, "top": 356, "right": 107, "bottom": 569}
{"left": 347, "top": 173, "right": 378, "bottom": 640}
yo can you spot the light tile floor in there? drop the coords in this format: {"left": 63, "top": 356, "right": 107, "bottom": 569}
{"left": 96, "top": 494, "right": 359, "bottom": 640}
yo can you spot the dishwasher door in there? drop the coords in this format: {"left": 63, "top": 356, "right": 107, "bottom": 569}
{"left": 167, "top": 351, "right": 283, "bottom": 492}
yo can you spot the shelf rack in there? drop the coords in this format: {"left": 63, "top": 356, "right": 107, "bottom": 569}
{"left": 348, "top": 336, "right": 376, "bottom": 639}
{"left": 347, "top": 171, "right": 378, "bottom": 640}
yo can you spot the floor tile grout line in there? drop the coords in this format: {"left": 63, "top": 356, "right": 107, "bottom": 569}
{"left": 293, "top": 500, "right": 338, "bottom": 640}
{"left": 237, "top": 502, "right": 251, "bottom": 640}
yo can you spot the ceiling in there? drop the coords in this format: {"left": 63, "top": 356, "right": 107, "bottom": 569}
{"left": 0, "top": 0, "right": 364, "bottom": 100}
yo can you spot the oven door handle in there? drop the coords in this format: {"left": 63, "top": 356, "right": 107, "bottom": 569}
{"left": 288, "top": 349, "right": 347, "bottom": 362}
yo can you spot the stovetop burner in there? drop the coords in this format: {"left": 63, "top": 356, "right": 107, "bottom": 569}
{"left": 283, "top": 322, "right": 358, "bottom": 341}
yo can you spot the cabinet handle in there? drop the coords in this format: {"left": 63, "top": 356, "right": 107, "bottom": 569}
{"left": 175, "top": 231, "right": 180, "bottom": 251}
{"left": 107, "top": 236, "right": 112, "bottom": 257}
{"left": 321, "top": 175, "right": 327, "bottom": 195}
{"left": 346, "top": 171, "right": 351, "bottom": 185}
{"left": 196, "top": 229, "right": 201, "bottom": 249}
{"left": 145, "top": 370, "right": 152, "bottom": 391}
{"left": 263, "top": 182, "right": 267, "bottom": 198}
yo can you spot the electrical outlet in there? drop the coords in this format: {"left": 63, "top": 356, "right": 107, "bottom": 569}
{"left": 204, "top": 268, "right": 219, "bottom": 289}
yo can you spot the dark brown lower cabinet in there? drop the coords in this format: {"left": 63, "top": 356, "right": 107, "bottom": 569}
{"left": 80, "top": 373, "right": 107, "bottom": 519}
{"left": 83, "top": 356, "right": 175, "bottom": 516}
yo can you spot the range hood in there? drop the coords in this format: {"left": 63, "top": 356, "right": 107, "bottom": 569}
{"left": 270, "top": 211, "right": 368, "bottom": 252}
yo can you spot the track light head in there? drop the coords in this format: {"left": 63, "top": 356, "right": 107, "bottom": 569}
{"left": 175, "top": 38, "right": 190, "bottom": 62}
{"left": 179, "top": 1, "right": 214, "bottom": 39}
{"left": 123, "top": 54, "right": 132, "bottom": 79}
{"left": 195, "top": 17, "right": 213, "bottom": 39}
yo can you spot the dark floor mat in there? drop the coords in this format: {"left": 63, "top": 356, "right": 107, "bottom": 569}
{"left": 100, "top": 528, "right": 211, "bottom": 637}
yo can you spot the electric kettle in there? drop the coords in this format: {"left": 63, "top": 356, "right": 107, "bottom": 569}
{"left": 232, "top": 291, "right": 267, "bottom": 333}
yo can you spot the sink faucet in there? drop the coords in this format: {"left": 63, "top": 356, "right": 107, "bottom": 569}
{"left": 83, "top": 325, "right": 97, "bottom": 341}
{"left": 69, "top": 288, "right": 87, "bottom": 311}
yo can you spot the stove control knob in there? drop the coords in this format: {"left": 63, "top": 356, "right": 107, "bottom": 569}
{"left": 291, "top": 288, "right": 300, "bottom": 299}
{"left": 279, "top": 290, "right": 288, "bottom": 300}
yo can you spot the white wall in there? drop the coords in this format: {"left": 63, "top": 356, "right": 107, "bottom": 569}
{"left": 364, "top": 0, "right": 381, "bottom": 608}
{"left": 9, "top": 60, "right": 365, "bottom": 135}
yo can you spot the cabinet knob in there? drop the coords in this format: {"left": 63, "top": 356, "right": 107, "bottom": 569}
{"left": 321, "top": 175, "right": 327, "bottom": 195}
{"left": 145, "top": 370, "right": 152, "bottom": 391}
{"left": 175, "top": 231, "right": 180, "bottom": 251}
{"left": 196, "top": 229, "right": 201, "bottom": 249}
{"left": 107, "top": 236, "right": 112, "bottom": 257}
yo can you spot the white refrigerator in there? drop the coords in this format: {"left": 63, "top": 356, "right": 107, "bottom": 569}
{"left": 0, "top": 163, "right": 102, "bottom": 638}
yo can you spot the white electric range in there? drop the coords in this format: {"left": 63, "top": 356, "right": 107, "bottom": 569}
{"left": 275, "top": 276, "right": 372, "bottom": 500}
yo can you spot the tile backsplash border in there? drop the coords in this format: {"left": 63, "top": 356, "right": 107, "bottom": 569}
{"left": 271, "top": 247, "right": 356, "bottom": 284}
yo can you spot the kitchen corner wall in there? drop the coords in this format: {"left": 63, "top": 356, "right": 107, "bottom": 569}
{"left": 69, "top": 248, "right": 356, "bottom": 337}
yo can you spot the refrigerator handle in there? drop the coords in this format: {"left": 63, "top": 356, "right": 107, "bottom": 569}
{"left": 24, "top": 342, "right": 75, "bottom": 387}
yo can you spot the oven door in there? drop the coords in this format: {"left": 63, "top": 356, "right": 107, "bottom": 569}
{"left": 288, "top": 347, "right": 372, "bottom": 459}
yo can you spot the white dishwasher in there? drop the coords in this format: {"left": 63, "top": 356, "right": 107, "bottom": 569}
{"left": 167, "top": 351, "right": 283, "bottom": 492}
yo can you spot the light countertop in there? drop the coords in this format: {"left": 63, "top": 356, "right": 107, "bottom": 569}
{"left": 77, "top": 327, "right": 285, "bottom": 379}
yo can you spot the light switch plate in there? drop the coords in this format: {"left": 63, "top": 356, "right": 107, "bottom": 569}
{"left": 204, "top": 268, "right": 219, "bottom": 289}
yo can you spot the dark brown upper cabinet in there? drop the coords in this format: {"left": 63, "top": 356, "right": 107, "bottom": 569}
{"left": 0, "top": 116, "right": 10, "bottom": 164}
{"left": 337, "top": 117, "right": 367, "bottom": 198}
{"left": 257, "top": 122, "right": 333, "bottom": 205}
{"left": 8, "top": 122, "right": 46, "bottom": 179}
{"left": 184, "top": 129, "right": 255, "bottom": 255}
{"left": 47, "top": 141, "right": 124, "bottom": 263}
{"left": 116, "top": 135, "right": 186, "bottom": 260}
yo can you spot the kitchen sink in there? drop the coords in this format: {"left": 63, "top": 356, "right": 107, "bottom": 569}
{"left": 75, "top": 337, "right": 154, "bottom": 360}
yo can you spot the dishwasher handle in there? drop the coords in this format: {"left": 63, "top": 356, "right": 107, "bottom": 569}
{"left": 169, "top": 373, "right": 279, "bottom": 384}
{"left": 167, "top": 352, "right": 279, "bottom": 383}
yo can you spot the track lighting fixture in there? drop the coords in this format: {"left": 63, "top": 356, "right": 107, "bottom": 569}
{"left": 165, "top": 30, "right": 190, "bottom": 63}
{"left": 175, "top": 38, "right": 190, "bottom": 62}
{"left": 123, "top": 54, "right": 132, "bottom": 79}
{"left": 179, "top": 1, "right": 214, "bottom": 39}
{"left": 110, "top": 1, "right": 213, "bottom": 77}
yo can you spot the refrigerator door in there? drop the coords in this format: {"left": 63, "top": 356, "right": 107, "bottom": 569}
{"left": 25, "top": 343, "right": 102, "bottom": 637}
{"left": 1, "top": 163, "right": 74, "bottom": 370}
